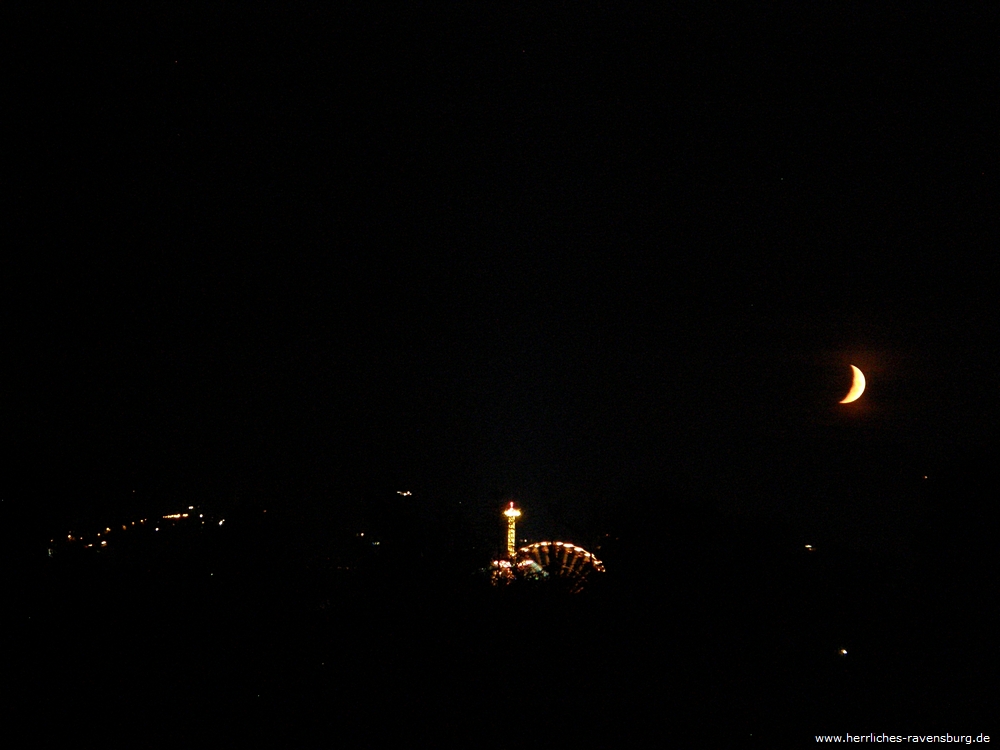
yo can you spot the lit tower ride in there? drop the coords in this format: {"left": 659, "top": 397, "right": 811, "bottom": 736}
{"left": 503, "top": 502, "right": 521, "bottom": 559}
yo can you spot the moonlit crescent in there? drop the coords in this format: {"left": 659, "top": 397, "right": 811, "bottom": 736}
{"left": 840, "top": 365, "right": 866, "bottom": 404}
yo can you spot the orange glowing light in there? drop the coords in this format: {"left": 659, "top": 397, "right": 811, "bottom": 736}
{"left": 840, "top": 365, "right": 866, "bottom": 404}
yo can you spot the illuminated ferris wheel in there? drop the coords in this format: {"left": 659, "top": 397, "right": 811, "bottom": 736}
{"left": 488, "top": 503, "right": 606, "bottom": 593}
{"left": 516, "top": 541, "right": 606, "bottom": 593}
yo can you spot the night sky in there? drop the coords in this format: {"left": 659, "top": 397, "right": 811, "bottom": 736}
{"left": 6, "top": 5, "right": 996, "bottom": 740}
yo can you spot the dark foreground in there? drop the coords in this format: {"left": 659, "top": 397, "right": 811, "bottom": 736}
{"left": 9, "top": 493, "right": 992, "bottom": 746}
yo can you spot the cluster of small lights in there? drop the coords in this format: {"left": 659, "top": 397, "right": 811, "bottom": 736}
{"left": 396, "top": 490, "right": 412, "bottom": 496}
{"left": 488, "top": 558, "right": 516, "bottom": 584}
{"left": 53, "top": 505, "right": 225, "bottom": 554}
{"left": 59, "top": 518, "right": 149, "bottom": 550}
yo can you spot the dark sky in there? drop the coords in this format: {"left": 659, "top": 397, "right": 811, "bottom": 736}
{"left": 7, "top": 6, "right": 997, "bottom": 555}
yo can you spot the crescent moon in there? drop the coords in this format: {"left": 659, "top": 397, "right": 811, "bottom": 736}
{"left": 839, "top": 365, "right": 866, "bottom": 404}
